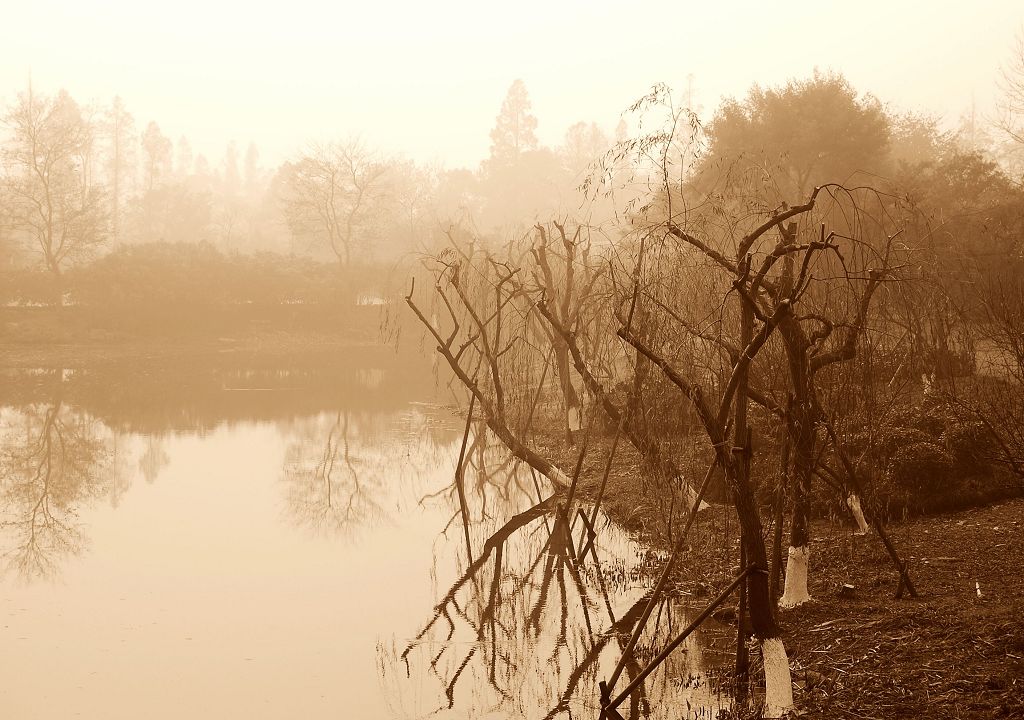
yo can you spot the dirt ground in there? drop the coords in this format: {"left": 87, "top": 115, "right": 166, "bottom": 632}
{"left": 534, "top": 425, "right": 1024, "bottom": 718}
{"left": 782, "top": 499, "right": 1024, "bottom": 719}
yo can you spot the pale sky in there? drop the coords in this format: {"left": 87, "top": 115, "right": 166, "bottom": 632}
{"left": 1, "top": 0, "right": 1021, "bottom": 170}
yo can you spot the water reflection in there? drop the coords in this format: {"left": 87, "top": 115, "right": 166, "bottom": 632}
{"left": 0, "top": 347, "right": 435, "bottom": 435}
{"left": 0, "top": 361, "right": 731, "bottom": 717}
{"left": 0, "top": 356, "right": 454, "bottom": 579}
{"left": 138, "top": 436, "right": 170, "bottom": 484}
{"left": 281, "top": 407, "right": 463, "bottom": 538}
{"left": 382, "top": 427, "right": 733, "bottom": 719}
{"left": 0, "top": 392, "right": 115, "bottom": 578}
{"left": 282, "top": 410, "right": 387, "bottom": 536}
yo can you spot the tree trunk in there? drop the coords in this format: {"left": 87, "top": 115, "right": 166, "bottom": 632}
{"left": 49, "top": 265, "right": 64, "bottom": 309}
{"left": 553, "top": 336, "right": 582, "bottom": 442}
{"left": 761, "top": 636, "right": 796, "bottom": 718}
{"left": 731, "top": 467, "right": 794, "bottom": 717}
{"left": 733, "top": 289, "right": 795, "bottom": 717}
{"left": 847, "top": 492, "right": 870, "bottom": 535}
{"left": 770, "top": 430, "right": 790, "bottom": 606}
{"left": 780, "top": 396, "right": 814, "bottom": 609}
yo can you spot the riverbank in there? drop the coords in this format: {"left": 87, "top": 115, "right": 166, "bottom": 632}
{"left": 532, "top": 421, "right": 1024, "bottom": 719}
{"left": 0, "top": 298, "right": 413, "bottom": 361}
{"left": 0, "top": 333, "right": 386, "bottom": 369}
{"left": 0, "top": 297, "right": 422, "bottom": 369}
{"left": 783, "top": 499, "right": 1024, "bottom": 719}
{"left": 0, "top": 332, "right": 438, "bottom": 435}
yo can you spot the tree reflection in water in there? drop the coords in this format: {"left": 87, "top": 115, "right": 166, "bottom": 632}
{"left": 0, "top": 389, "right": 116, "bottom": 579}
{"left": 379, "top": 425, "right": 733, "bottom": 719}
{"left": 137, "top": 436, "right": 170, "bottom": 484}
{"left": 281, "top": 407, "right": 458, "bottom": 537}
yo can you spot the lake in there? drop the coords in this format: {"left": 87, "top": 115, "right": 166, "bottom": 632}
{"left": 0, "top": 353, "right": 732, "bottom": 718}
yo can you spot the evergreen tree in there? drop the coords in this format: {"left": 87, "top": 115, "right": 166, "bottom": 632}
{"left": 488, "top": 79, "right": 538, "bottom": 167}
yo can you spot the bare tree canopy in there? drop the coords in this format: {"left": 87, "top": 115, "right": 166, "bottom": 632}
{"left": 2, "top": 86, "right": 106, "bottom": 288}
{"left": 280, "top": 140, "right": 391, "bottom": 267}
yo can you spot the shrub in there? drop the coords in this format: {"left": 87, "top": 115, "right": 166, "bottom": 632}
{"left": 840, "top": 401, "right": 1017, "bottom": 517}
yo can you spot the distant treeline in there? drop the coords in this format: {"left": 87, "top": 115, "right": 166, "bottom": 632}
{"left": 2, "top": 241, "right": 395, "bottom": 307}
{"left": 0, "top": 242, "right": 413, "bottom": 341}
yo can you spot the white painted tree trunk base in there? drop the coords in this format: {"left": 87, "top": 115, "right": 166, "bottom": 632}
{"left": 678, "top": 476, "right": 710, "bottom": 513}
{"left": 761, "top": 636, "right": 795, "bottom": 718}
{"left": 847, "top": 493, "right": 870, "bottom": 535}
{"left": 548, "top": 467, "right": 573, "bottom": 490}
{"left": 567, "top": 406, "right": 582, "bottom": 433}
{"left": 779, "top": 544, "right": 811, "bottom": 609}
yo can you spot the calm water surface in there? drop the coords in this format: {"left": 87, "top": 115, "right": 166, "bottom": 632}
{"left": 0, "top": 358, "right": 730, "bottom": 719}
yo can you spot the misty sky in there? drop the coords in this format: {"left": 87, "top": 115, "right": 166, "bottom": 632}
{"left": 2, "top": 0, "right": 1021, "bottom": 169}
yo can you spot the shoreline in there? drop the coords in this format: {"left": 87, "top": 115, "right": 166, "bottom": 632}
{"left": 538, "top": 425, "right": 1024, "bottom": 719}
{"left": 0, "top": 333, "right": 399, "bottom": 369}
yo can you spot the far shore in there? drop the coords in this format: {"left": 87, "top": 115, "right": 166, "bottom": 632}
{"left": 0, "top": 300, "right": 427, "bottom": 369}
{"left": 0, "top": 334, "right": 400, "bottom": 369}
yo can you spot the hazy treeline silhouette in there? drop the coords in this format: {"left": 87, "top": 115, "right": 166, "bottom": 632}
{"left": 0, "top": 78, "right": 617, "bottom": 319}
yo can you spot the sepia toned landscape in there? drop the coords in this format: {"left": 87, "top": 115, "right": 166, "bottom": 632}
{"left": 2, "top": 2, "right": 1024, "bottom": 718}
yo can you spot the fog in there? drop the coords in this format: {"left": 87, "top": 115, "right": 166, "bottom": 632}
{"left": 3, "top": 3, "right": 1024, "bottom": 719}
{"left": 3, "top": 1, "right": 1020, "bottom": 167}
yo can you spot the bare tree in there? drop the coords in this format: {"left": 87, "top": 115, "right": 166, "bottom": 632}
{"left": 526, "top": 221, "right": 603, "bottom": 442}
{"left": 2, "top": 85, "right": 106, "bottom": 299}
{"left": 281, "top": 140, "right": 391, "bottom": 267}
{"left": 995, "top": 28, "right": 1024, "bottom": 150}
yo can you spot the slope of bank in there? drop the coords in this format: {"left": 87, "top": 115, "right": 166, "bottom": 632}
{"left": 531, "top": 424, "right": 1023, "bottom": 718}
{"left": 784, "top": 498, "right": 1024, "bottom": 719}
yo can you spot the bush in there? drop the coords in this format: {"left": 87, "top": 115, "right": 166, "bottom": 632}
{"left": 843, "top": 401, "right": 1017, "bottom": 517}
{"left": 0, "top": 243, "right": 402, "bottom": 340}
{"left": 0, "top": 269, "right": 60, "bottom": 306}
{"left": 7, "top": 243, "right": 402, "bottom": 312}
{"left": 67, "top": 242, "right": 361, "bottom": 310}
